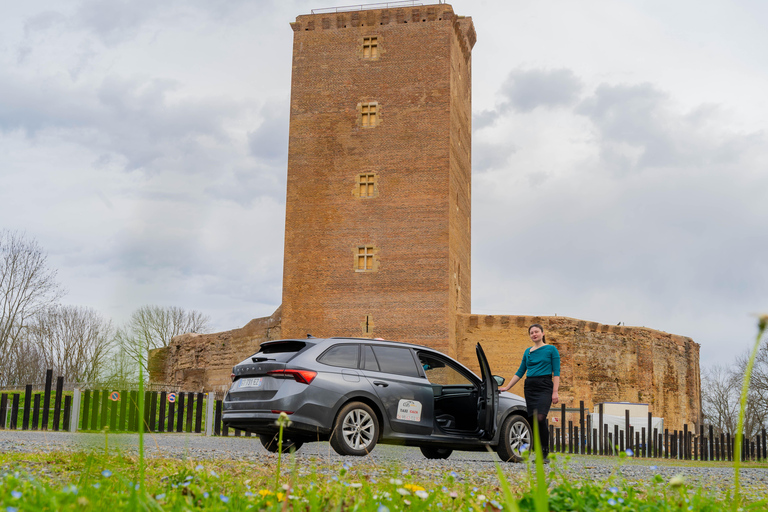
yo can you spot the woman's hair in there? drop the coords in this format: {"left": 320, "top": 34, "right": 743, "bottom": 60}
{"left": 528, "top": 323, "right": 546, "bottom": 344}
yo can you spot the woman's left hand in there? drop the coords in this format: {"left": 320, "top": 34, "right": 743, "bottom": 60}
{"left": 552, "top": 391, "right": 559, "bottom": 405}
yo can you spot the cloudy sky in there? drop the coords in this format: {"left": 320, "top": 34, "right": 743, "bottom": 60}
{"left": 2, "top": 0, "right": 766, "bottom": 369}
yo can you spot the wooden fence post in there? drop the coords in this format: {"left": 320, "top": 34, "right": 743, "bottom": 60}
{"left": 42, "top": 369, "right": 53, "bottom": 430}
{"left": 195, "top": 392, "right": 205, "bottom": 433}
{"left": 205, "top": 393, "right": 215, "bottom": 436}
{"left": 0, "top": 394, "right": 7, "bottom": 429}
{"left": 53, "top": 377, "right": 64, "bottom": 431}
{"left": 167, "top": 399, "right": 175, "bottom": 433}
{"left": 215, "top": 399, "right": 223, "bottom": 436}
{"left": 579, "top": 401, "right": 585, "bottom": 455}
{"left": 186, "top": 393, "right": 195, "bottom": 433}
{"left": 89, "top": 390, "right": 99, "bottom": 430}
{"left": 10, "top": 394, "right": 20, "bottom": 429}
{"left": 22, "top": 385, "right": 32, "bottom": 430}
{"left": 81, "top": 390, "right": 90, "bottom": 430}
{"left": 63, "top": 395, "right": 72, "bottom": 431}
{"left": 119, "top": 390, "right": 128, "bottom": 431}
{"left": 176, "top": 392, "right": 186, "bottom": 433}
{"left": 647, "top": 413, "right": 652, "bottom": 457}
{"left": 599, "top": 403, "right": 604, "bottom": 456}
{"left": 560, "top": 404, "right": 566, "bottom": 452}
{"left": 158, "top": 391, "right": 167, "bottom": 433}
{"left": 70, "top": 388, "right": 80, "bottom": 432}
{"left": 624, "top": 410, "right": 630, "bottom": 453}
{"left": 32, "top": 395, "right": 41, "bottom": 430}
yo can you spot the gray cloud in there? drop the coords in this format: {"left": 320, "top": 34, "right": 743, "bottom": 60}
{"left": 248, "top": 102, "right": 289, "bottom": 162}
{"left": 576, "top": 83, "right": 761, "bottom": 172}
{"left": 501, "top": 68, "right": 584, "bottom": 113}
{"left": 474, "top": 68, "right": 584, "bottom": 129}
{"left": 0, "top": 71, "right": 246, "bottom": 174}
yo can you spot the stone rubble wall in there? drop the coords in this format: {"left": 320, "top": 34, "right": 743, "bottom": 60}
{"left": 148, "top": 307, "right": 281, "bottom": 394}
{"left": 455, "top": 314, "right": 701, "bottom": 431}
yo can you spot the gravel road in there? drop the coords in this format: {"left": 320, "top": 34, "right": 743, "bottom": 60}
{"left": 1, "top": 430, "right": 767, "bottom": 499}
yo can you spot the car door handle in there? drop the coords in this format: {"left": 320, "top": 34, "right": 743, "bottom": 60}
{"left": 373, "top": 381, "right": 389, "bottom": 387}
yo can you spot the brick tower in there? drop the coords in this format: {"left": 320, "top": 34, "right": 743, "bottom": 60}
{"left": 281, "top": 3, "right": 476, "bottom": 356}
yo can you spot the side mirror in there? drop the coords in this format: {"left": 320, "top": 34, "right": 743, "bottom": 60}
{"left": 493, "top": 375, "right": 505, "bottom": 387}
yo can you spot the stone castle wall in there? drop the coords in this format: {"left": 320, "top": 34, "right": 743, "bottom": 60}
{"left": 151, "top": 309, "right": 701, "bottom": 431}
{"left": 149, "top": 307, "right": 281, "bottom": 394}
{"left": 455, "top": 314, "right": 701, "bottom": 431}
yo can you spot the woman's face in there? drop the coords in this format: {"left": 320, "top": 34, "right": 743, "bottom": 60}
{"left": 529, "top": 327, "right": 543, "bottom": 343}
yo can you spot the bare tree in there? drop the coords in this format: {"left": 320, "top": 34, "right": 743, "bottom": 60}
{"left": 733, "top": 349, "right": 768, "bottom": 437}
{"left": 0, "top": 340, "right": 46, "bottom": 387}
{"left": 701, "top": 364, "right": 741, "bottom": 435}
{"left": 703, "top": 356, "right": 768, "bottom": 438}
{"left": 24, "top": 305, "right": 114, "bottom": 383}
{"left": 100, "top": 343, "right": 139, "bottom": 389}
{"left": 116, "top": 305, "right": 211, "bottom": 373}
{"left": 0, "top": 230, "right": 64, "bottom": 383}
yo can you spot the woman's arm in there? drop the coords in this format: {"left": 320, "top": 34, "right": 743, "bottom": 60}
{"left": 552, "top": 376, "right": 560, "bottom": 404}
{"left": 499, "top": 374, "right": 521, "bottom": 392}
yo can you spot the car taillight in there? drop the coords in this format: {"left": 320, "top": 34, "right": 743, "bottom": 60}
{"left": 267, "top": 369, "right": 317, "bottom": 384}
{"left": 230, "top": 372, "right": 235, "bottom": 382}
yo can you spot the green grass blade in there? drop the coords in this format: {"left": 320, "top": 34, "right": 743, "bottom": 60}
{"left": 732, "top": 315, "right": 766, "bottom": 510}
{"left": 531, "top": 417, "right": 548, "bottom": 512}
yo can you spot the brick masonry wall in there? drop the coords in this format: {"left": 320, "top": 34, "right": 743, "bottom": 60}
{"left": 455, "top": 314, "right": 701, "bottom": 431}
{"left": 281, "top": 6, "right": 475, "bottom": 354}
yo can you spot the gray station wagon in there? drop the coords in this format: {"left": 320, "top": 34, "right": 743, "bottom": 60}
{"left": 222, "top": 337, "right": 532, "bottom": 462}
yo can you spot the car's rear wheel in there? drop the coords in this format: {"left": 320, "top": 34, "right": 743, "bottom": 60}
{"left": 259, "top": 433, "right": 303, "bottom": 454}
{"left": 420, "top": 446, "right": 453, "bottom": 459}
{"left": 330, "top": 402, "right": 379, "bottom": 456}
{"left": 496, "top": 414, "right": 531, "bottom": 463}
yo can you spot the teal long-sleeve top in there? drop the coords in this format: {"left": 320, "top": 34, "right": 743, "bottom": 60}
{"left": 515, "top": 344, "right": 561, "bottom": 378}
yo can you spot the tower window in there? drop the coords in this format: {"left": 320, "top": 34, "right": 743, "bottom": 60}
{"left": 360, "top": 103, "right": 378, "bottom": 128}
{"left": 358, "top": 173, "right": 376, "bottom": 198}
{"left": 356, "top": 246, "right": 375, "bottom": 271}
{"left": 362, "top": 36, "right": 378, "bottom": 59}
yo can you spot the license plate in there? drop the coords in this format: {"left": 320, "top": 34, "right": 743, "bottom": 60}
{"left": 238, "top": 377, "right": 263, "bottom": 389}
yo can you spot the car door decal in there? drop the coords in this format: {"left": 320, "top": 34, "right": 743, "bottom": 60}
{"left": 396, "top": 399, "right": 423, "bottom": 422}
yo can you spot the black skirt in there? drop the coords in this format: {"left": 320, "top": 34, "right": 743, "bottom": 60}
{"left": 524, "top": 376, "right": 554, "bottom": 417}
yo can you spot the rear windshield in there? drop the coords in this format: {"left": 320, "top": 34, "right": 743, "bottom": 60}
{"left": 252, "top": 341, "right": 308, "bottom": 362}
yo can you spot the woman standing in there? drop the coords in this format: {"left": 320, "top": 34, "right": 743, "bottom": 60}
{"left": 498, "top": 323, "right": 560, "bottom": 462}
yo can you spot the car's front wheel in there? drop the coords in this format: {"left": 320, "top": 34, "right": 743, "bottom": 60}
{"left": 330, "top": 402, "right": 379, "bottom": 456}
{"left": 420, "top": 446, "right": 453, "bottom": 459}
{"left": 496, "top": 414, "right": 531, "bottom": 462}
{"left": 259, "top": 433, "right": 304, "bottom": 454}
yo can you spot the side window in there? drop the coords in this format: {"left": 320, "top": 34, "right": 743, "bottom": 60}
{"left": 419, "top": 353, "right": 473, "bottom": 386}
{"left": 318, "top": 344, "right": 360, "bottom": 369}
{"left": 371, "top": 346, "right": 420, "bottom": 378}
{"left": 362, "top": 345, "right": 379, "bottom": 371}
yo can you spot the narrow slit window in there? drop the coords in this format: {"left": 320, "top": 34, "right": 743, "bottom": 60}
{"left": 361, "top": 103, "right": 377, "bottom": 127}
{"left": 362, "top": 36, "right": 378, "bottom": 59}
{"left": 357, "top": 246, "right": 374, "bottom": 271}
{"left": 358, "top": 174, "right": 376, "bottom": 197}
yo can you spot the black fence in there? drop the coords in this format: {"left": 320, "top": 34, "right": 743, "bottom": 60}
{"left": 4, "top": 372, "right": 766, "bottom": 452}
{"left": 79, "top": 389, "right": 207, "bottom": 434}
{"left": 0, "top": 370, "right": 72, "bottom": 431}
{"left": 547, "top": 401, "right": 768, "bottom": 462}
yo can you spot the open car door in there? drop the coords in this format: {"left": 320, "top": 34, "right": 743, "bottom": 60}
{"left": 476, "top": 343, "right": 498, "bottom": 440}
